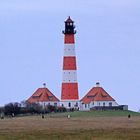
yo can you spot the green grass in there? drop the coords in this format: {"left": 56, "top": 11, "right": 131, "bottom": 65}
{"left": 49, "top": 110, "right": 140, "bottom": 118}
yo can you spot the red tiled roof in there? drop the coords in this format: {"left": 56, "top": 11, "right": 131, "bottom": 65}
{"left": 27, "top": 88, "right": 59, "bottom": 103}
{"left": 81, "top": 86, "right": 115, "bottom": 104}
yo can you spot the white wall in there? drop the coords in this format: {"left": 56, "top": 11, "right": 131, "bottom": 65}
{"left": 80, "top": 101, "right": 119, "bottom": 111}
{"left": 80, "top": 103, "right": 90, "bottom": 111}
{"left": 39, "top": 101, "right": 60, "bottom": 107}
{"left": 93, "top": 101, "right": 119, "bottom": 107}
{"left": 61, "top": 100, "right": 79, "bottom": 109}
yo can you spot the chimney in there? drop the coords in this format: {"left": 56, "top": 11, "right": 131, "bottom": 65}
{"left": 96, "top": 82, "right": 100, "bottom": 87}
{"left": 43, "top": 83, "right": 46, "bottom": 88}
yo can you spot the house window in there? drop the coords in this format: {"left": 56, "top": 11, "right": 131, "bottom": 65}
{"left": 109, "top": 102, "right": 112, "bottom": 107}
{"left": 48, "top": 96, "right": 53, "bottom": 100}
{"left": 75, "top": 102, "right": 78, "bottom": 107}
{"left": 62, "top": 104, "right": 64, "bottom": 107}
{"left": 103, "top": 102, "right": 105, "bottom": 106}
{"left": 85, "top": 104, "right": 87, "bottom": 108}
{"left": 54, "top": 103, "right": 57, "bottom": 106}
{"left": 87, "top": 96, "right": 94, "bottom": 98}
{"left": 99, "top": 102, "right": 100, "bottom": 106}
{"left": 88, "top": 104, "right": 90, "bottom": 108}
{"left": 68, "top": 102, "right": 71, "bottom": 107}
{"left": 93, "top": 102, "right": 94, "bottom": 105}
{"left": 32, "top": 96, "right": 39, "bottom": 99}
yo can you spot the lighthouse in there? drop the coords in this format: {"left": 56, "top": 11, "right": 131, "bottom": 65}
{"left": 61, "top": 17, "right": 79, "bottom": 109}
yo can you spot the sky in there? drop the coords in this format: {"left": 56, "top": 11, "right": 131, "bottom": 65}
{"left": 0, "top": 0, "right": 140, "bottom": 111}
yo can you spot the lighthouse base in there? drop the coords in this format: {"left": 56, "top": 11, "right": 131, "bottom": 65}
{"left": 61, "top": 100, "right": 79, "bottom": 110}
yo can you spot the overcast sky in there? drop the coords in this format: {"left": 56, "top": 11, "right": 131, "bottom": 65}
{"left": 0, "top": 0, "right": 140, "bottom": 111}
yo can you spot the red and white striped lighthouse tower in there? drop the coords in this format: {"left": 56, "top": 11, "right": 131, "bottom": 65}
{"left": 61, "top": 17, "right": 79, "bottom": 109}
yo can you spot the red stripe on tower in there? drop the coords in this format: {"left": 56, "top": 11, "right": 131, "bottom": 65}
{"left": 61, "top": 17, "right": 79, "bottom": 109}
{"left": 64, "top": 34, "right": 75, "bottom": 44}
{"left": 62, "top": 83, "right": 78, "bottom": 100}
{"left": 63, "top": 57, "right": 77, "bottom": 70}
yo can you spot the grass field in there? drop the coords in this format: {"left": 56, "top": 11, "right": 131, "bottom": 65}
{"left": 0, "top": 110, "right": 140, "bottom": 140}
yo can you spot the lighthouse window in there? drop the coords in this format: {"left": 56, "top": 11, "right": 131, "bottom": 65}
{"left": 70, "top": 23, "right": 73, "bottom": 26}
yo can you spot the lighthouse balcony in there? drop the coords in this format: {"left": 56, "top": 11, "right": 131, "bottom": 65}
{"left": 62, "top": 30, "right": 76, "bottom": 34}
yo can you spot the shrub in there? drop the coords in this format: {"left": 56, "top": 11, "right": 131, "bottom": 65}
{"left": 4, "top": 102, "right": 21, "bottom": 115}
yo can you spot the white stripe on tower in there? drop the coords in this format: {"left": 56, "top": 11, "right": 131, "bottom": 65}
{"left": 64, "top": 44, "right": 76, "bottom": 56}
{"left": 63, "top": 70, "right": 77, "bottom": 83}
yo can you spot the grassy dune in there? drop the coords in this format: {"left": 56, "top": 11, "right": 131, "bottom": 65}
{"left": 48, "top": 110, "right": 140, "bottom": 118}
{"left": 0, "top": 110, "right": 140, "bottom": 140}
